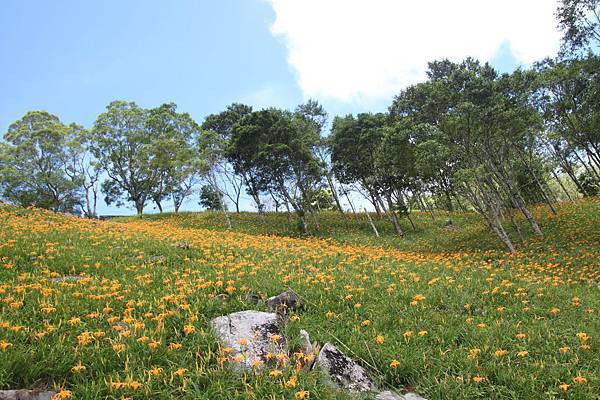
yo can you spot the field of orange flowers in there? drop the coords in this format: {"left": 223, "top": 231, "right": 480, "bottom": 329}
{"left": 0, "top": 198, "right": 598, "bottom": 399}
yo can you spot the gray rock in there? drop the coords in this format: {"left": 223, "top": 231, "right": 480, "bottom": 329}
{"left": 0, "top": 390, "right": 57, "bottom": 400}
{"left": 244, "top": 292, "right": 261, "bottom": 304}
{"left": 211, "top": 293, "right": 229, "bottom": 302}
{"left": 149, "top": 255, "right": 166, "bottom": 264}
{"left": 299, "top": 329, "right": 314, "bottom": 355}
{"left": 315, "top": 342, "right": 377, "bottom": 393}
{"left": 267, "top": 289, "right": 304, "bottom": 314}
{"left": 49, "top": 275, "right": 85, "bottom": 283}
{"left": 298, "top": 329, "right": 319, "bottom": 371}
{"left": 210, "top": 310, "right": 287, "bottom": 371}
{"left": 376, "top": 391, "right": 404, "bottom": 400}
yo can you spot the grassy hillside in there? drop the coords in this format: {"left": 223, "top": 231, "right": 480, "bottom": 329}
{"left": 0, "top": 198, "right": 598, "bottom": 399}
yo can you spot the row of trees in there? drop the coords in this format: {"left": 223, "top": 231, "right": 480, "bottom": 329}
{"left": 1, "top": 0, "right": 598, "bottom": 251}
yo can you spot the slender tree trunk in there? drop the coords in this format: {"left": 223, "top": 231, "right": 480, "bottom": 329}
{"left": 326, "top": 174, "right": 348, "bottom": 224}
{"left": 551, "top": 170, "right": 573, "bottom": 201}
{"left": 278, "top": 181, "right": 309, "bottom": 235}
{"left": 462, "top": 181, "right": 516, "bottom": 253}
{"left": 303, "top": 189, "right": 321, "bottom": 230}
{"left": 343, "top": 189, "right": 357, "bottom": 215}
{"left": 444, "top": 189, "right": 454, "bottom": 212}
{"left": 384, "top": 193, "right": 404, "bottom": 236}
{"left": 453, "top": 193, "right": 466, "bottom": 212}
{"left": 364, "top": 208, "right": 379, "bottom": 237}
{"left": 507, "top": 208, "right": 524, "bottom": 242}
{"left": 210, "top": 170, "right": 232, "bottom": 229}
{"left": 512, "top": 194, "right": 542, "bottom": 236}
{"left": 92, "top": 189, "right": 97, "bottom": 219}
{"left": 528, "top": 166, "right": 557, "bottom": 215}
{"left": 370, "top": 193, "right": 382, "bottom": 218}
{"left": 575, "top": 151, "right": 600, "bottom": 180}
{"left": 486, "top": 213, "right": 516, "bottom": 253}
{"left": 417, "top": 193, "right": 435, "bottom": 220}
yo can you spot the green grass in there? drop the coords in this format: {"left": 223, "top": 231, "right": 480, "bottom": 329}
{"left": 0, "top": 197, "right": 598, "bottom": 399}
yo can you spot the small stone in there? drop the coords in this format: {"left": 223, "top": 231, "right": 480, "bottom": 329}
{"left": 267, "top": 289, "right": 304, "bottom": 314}
{"left": 298, "top": 329, "right": 318, "bottom": 371}
{"left": 299, "top": 329, "right": 313, "bottom": 354}
{"left": 211, "top": 294, "right": 229, "bottom": 302}
{"left": 315, "top": 342, "right": 377, "bottom": 393}
{"left": 210, "top": 310, "right": 287, "bottom": 371}
{"left": 49, "top": 276, "right": 85, "bottom": 283}
{"left": 0, "top": 390, "right": 57, "bottom": 400}
{"left": 149, "top": 255, "right": 166, "bottom": 264}
{"left": 244, "top": 292, "right": 261, "bottom": 304}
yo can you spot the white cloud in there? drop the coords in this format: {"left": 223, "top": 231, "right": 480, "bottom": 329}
{"left": 268, "top": 0, "right": 561, "bottom": 102}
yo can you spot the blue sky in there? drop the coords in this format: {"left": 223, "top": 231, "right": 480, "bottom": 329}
{"left": 1, "top": 0, "right": 559, "bottom": 214}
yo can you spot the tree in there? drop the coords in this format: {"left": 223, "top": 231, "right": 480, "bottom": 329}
{"left": 389, "top": 59, "right": 548, "bottom": 251}
{"left": 91, "top": 101, "right": 160, "bottom": 215}
{"left": 146, "top": 103, "right": 202, "bottom": 213}
{"left": 297, "top": 100, "right": 348, "bottom": 222}
{"left": 202, "top": 103, "right": 253, "bottom": 213}
{"left": 230, "top": 108, "right": 322, "bottom": 234}
{"left": 534, "top": 56, "right": 600, "bottom": 182}
{"left": 0, "top": 111, "right": 83, "bottom": 213}
{"left": 62, "top": 124, "right": 101, "bottom": 218}
{"left": 556, "top": 0, "right": 600, "bottom": 54}
{"left": 331, "top": 114, "right": 385, "bottom": 213}
{"left": 199, "top": 184, "right": 225, "bottom": 211}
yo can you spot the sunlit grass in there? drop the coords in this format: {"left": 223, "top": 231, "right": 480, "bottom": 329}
{"left": 0, "top": 197, "right": 598, "bottom": 399}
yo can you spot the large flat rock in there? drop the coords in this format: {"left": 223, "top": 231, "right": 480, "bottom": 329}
{"left": 210, "top": 310, "right": 287, "bottom": 371}
{"left": 316, "top": 342, "right": 377, "bottom": 393}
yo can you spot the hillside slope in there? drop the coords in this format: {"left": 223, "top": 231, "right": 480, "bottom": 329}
{"left": 0, "top": 198, "right": 598, "bottom": 399}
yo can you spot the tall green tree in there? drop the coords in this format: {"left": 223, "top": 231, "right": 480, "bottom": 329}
{"left": 202, "top": 103, "right": 252, "bottom": 213}
{"left": 146, "top": 103, "right": 202, "bottom": 213}
{"left": 0, "top": 111, "right": 83, "bottom": 213}
{"left": 390, "top": 59, "right": 548, "bottom": 251}
{"left": 91, "top": 101, "right": 160, "bottom": 215}
{"left": 534, "top": 56, "right": 600, "bottom": 186}
{"left": 230, "top": 108, "right": 322, "bottom": 234}
{"left": 330, "top": 113, "right": 387, "bottom": 214}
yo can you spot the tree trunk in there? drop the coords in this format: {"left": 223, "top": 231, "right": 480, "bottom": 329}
{"left": 444, "top": 189, "right": 454, "bottom": 212}
{"left": 364, "top": 208, "right": 379, "bottom": 237}
{"left": 278, "top": 181, "right": 309, "bottom": 235}
{"left": 417, "top": 193, "right": 435, "bottom": 220}
{"left": 369, "top": 191, "right": 382, "bottom": 218}
{"left": 507, "top": 208, "right": 524, "bottom": 242}
{"left": 384, "top": 193, "right": 404, "bottom": 236}
{"left": 551, "top": 170, "right": 573, "bottom": 201}
{"left": 343, "top": 189, "right": 357, "bottom": 215}
{"left": 135, "top": 200, "right": 144, "bottom": 215}
{"left": 512, "top": 194, "right": 542, "bottom": 236}
{"left": 326, "top": 174, "right": 348, "bottom": 224}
